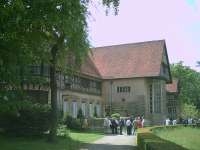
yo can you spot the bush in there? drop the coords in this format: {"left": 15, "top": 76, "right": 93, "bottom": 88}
{"left": 64, "top": 115, "right": 82, "bottom": 130}
{"left": 111, "top": 113, "right": 120, "bottom": 119}
{"left": 137, "top": 126, "right": 189, "bottom": 150}
{"left": 0, "top": 99, "right": 51, "bottom": 136}
{"left": 57, "top": 125, "right": 70, "bottom": 137}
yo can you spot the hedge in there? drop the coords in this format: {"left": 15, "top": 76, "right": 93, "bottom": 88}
{"left": 137, "top": 126, "right": 189, "bottom": 150}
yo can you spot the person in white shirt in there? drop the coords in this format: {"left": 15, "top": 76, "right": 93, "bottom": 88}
{"left": 165, "top": 118, "right": 170, "bottom": 126}
{"left": 126, "top": 118, "right": 132, "bottom": 135}
{"left": 172, "top": 119, "right": 177, "bottom": 125}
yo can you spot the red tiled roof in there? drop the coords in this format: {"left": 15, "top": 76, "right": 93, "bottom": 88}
{"left": 166, "top": 79, "right": 179, "bottom": 93}
{"left": 80, "top": 55, "right": 101, "bottom": 78}
{"left": 91, "top": 40, "right": 166, "bottom": 79}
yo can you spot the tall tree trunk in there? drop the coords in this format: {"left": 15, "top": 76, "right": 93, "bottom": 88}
{"left": 48, "top": 45, "right": 58, "bottom": 142}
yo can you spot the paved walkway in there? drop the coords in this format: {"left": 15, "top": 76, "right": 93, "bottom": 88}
{"left": 80, "top": 134, "right": 137, "bottom": 150}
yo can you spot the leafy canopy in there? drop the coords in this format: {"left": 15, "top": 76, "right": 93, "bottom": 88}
{"left": 0, "top": 0, "right": 120, "bottom": 86}
{"left": 171, "top": 61, "right": 200, "bottom": 109}
{"left": 181, "top": 103, "right": 199, "bottom": 118}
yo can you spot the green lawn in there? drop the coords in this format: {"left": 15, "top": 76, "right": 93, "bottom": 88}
{"left": 0, "top": 130, "right": 103, "bottom": 150}
{"left": 153, "top": 126, "right": 200, "bottom": 150}
{"left": 70, "top": 131, "right": 104, "bottom": 143}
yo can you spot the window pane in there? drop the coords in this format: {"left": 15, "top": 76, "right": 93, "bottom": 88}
{"left": 89, "top": 103, "right": 93, "bottom": 117}
{"left": 63, "top": 100, "right": 68, "bottom": 114}
{"left": 72, "top": 101, "right": 77, "bottom": 118}
{"left": 81, "top": 102, "right": 86, "bottom": 116}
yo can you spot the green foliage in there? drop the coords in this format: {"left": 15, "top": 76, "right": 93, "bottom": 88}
{"left": 137, "top": 126, "right": 188, "bottom": 150}
{"left": 171, "top": 62, "right": 200, "bottom": 109}
{"left": 63, "top": 115, "right": 82, "bottom": 130}
{"left": 181, "top": 103, "right": 199, "bottom": 118}
{"left": 57, "top": 125, "right": 70, "bottom": 137}
{"left": 0, "top": 99, "right": 51, "bottom": 136}
{"left": 0, "top": 0, "right": 120, "bottom": 85}
{"left": 111, "top": 113, "right": 120, "bottom": 119}
{"left": 102, "top": 0, "right": 120, "bottom": 15}
{"left": 1, "top": 0, "right": 91, "bottom": 70}
{"left": 1, "top": 0, "right": 120, "bottom": 140}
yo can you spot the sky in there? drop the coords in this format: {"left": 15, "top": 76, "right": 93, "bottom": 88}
{"left": 87, "top": 0, "right": 200, "bottom": 71}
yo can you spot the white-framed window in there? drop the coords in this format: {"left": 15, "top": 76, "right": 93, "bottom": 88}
{"left": 63, "top": 100, "right": 69, "bottom": 114}
{"left": 97, "top": 103, "right": 101, "bottom": 117}
{"left": 89, "top": 103, "right": 93, "bottom": 117}
{"left": 153, "top": 80, "right": 161, "bottom": 113}
{"left": 72, "top": 101, "right": 77, "bottom": 118}
{"left": 81, "top": 102, "right": 86, "bottom": 116}
{"left": 117, "top": 86, "right": 131, "bottom": 93}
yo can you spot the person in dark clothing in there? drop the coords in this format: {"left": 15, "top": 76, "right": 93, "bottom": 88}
{"left": 110, "top": 119, "right": 115, "bottom": 134}
{"left": 119, "top": 118, "right": 125, "bottom": 135}
{"left": 112, "top": 119, "right": 118, "bottom": 134}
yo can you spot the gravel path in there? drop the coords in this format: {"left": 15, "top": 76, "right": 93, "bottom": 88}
{"left": 80, "top": 134, "right": 137, "bottom": 150}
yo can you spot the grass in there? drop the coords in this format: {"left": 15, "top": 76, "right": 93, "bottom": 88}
{"left": 0, "top": 130, "right": 104, "bottom": 150}
{"left": 70, "top": 130, "right": 104, "bottom": 143}
{"left": 153, "top": 126, "right": 200, "bottom": 150}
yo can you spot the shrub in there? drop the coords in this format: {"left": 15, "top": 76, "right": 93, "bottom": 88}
{"left": 111, "top": 113, "right": 120, "bottom": 119}
{"left": 0, "top": 99, "right": 51, "bottom": 136}
{"left": 57, "top": 125, "right": 70, "bottom": 137}
{"left": 64, "top": 115, "right": 82, "bottom": 130}
{"left": 137, "top": 126, "right": 189, "bottom": 150}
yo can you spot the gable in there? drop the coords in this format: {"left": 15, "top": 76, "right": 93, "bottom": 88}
{"left": 80, "top": 55, "right": 101, "bottom": 78}
{"left": 160, "top": 43, "right": 172, "bottom": 83}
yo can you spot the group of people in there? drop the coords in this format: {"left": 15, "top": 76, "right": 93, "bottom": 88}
{"left": 165, "top": 117, "right": 200, "bottom": 126}
{"left": 165, "top": 118, "right": 177, "bottom": 125}
{"left": 104, "top": 116, "right": 144, "bottom": 135}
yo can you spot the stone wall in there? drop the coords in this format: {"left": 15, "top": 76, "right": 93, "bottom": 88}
{"left": 102, "top": 78, "right": 147, "bottom": 116}
{"left": 102, "top": 78, "right": 168, "bottom": 125}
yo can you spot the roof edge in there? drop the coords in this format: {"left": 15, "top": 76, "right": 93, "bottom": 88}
{"left": 91, "top": 39, "right": 166, "bottom": 49}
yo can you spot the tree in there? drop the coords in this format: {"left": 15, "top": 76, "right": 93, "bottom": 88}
{"left": 0, "top": 0, "right": 120, "bottom": 141}
{"left": 181, "top": 103, "right": 199, "bottom": 119}
{"left": 170, "top": 62, "right": 200, "bottom": 110}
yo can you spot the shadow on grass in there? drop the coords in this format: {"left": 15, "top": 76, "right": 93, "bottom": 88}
{"left": 0, "top": 133, "right": 84, "bottom": 150}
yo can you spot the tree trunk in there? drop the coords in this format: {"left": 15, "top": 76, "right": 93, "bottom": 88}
{"left": 48, "top": 45, "right": 58, "bottom": 142}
